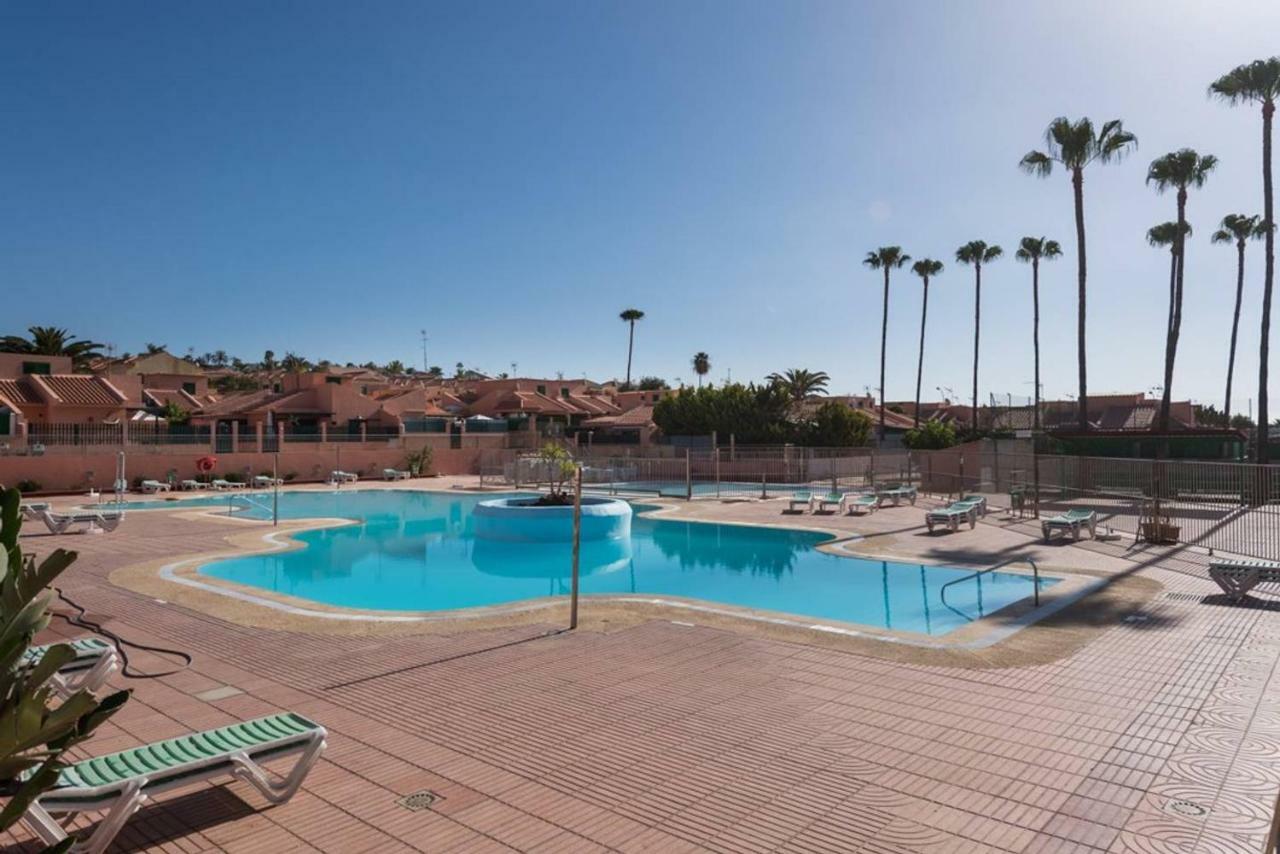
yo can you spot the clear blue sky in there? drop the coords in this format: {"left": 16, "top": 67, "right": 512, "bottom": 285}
{"left": 3, "top": 1, "right": 1279, "bottom": 410}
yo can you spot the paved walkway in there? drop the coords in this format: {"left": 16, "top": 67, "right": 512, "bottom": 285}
{"left": 4, "top": 493, "right": 1279, "bottom": 852}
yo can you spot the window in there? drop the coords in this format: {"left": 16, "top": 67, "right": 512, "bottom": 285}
{"left": 560, "top": 387, "right": 570, "bottom": 398}
{"left": 325, "top": 376, "right": 342, "bottom": 385}
{"left": 536, "top": 384, "right": 546, "bottom": 395}
{"left": 22, "top": 361, "right": 51, "bottom": 375}
{"left": 182, "top": 381, "right": 196, "bottom": 394}
{"left": 272, "top": 383, "right": 282, "bottom": 393}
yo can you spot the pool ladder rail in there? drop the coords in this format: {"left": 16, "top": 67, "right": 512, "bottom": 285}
{"left": 939, "top": 557, "right": 1042, "bottom": 622}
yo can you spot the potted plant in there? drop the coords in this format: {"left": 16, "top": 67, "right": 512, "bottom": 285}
{"left": 404, "top": 446, "right": 433, "bottom": 478}
{"left": 533, "top": 443, "right": 577, "bottom": 506}
{"left": 1142, "top": 509, "right": 1180, "bottom": 544}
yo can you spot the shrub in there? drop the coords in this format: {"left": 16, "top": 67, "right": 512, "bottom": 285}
{"left": 801, "top": 402, "right": 873, "bottom": 447}
{"left": 15, "top": 479, "right": 41, "bottom": 494}
{"left": 902, "top": 419, "right": 957, "bottom": 450}
{"left": 404, "top": 446, "right": 433, "bottom": 477}
{"left": 0, "top": 488, "right": 128, "bottom": 835}
{"left": 225, "top": 472, "right": 245, "bottom": 483}
{"left": 283, "top": 472, "right": 297, "bottom": 482}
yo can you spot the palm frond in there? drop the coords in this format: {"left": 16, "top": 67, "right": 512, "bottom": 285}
{"left": 1019, "top": 150, "right": 1054, "bottom": 177}
{"left": 1209, "top": 57, "right": 1280, "bottom": 105}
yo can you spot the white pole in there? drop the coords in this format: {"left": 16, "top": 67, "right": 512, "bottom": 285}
{"left": 273, "top": 451, "right": 280, "bottom": 527}
{"left": 570, "top": 465, "right": 582, "bottom": 630}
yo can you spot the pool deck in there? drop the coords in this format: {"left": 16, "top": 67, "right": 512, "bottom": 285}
{"left": 6, "top": 479, "right": 1280, "bottom": 852}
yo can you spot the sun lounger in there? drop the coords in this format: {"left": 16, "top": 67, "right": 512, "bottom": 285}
{"left": 1041, "top": 508, "right": 1097, "bottom": 542}
{"left": 20, "top": 638, "right": 120, "bottom": 700}
{"left": 20, "top": 501, "right": 51, "bottom": 521}
{"left": 330, "top": 470, "right": 359, "bottom": 483}
{"left": 876, "top": 484, "right": 918, "bottom": 507}
{"left": 179, "top": 479, "right": 202, "bottom": 491}
{"left": 138, "top": 480, "right": 171, "bottom": 494}
{"left": 210, "top": 479, "right": 247, "bottom": 490}
{"left": 1208, "top": 558, "right": 1280, "bottom": 601}
{"left": 38, "top": 508, "right": 124, "bottom": 535}
{"left": 383, "top": 468, "right": 411, "bottom": 481}
{"left": 814, "top": 491, "right": 846, "bottom": 513}
{"left": 253, "top": 475, "right": 284, "bottom": 488}
{"left": 843, "top": 493, "right": 879, "bottom": 515}
{"left": 20, "top": 712, "right": 326, "bottom": 854}
{"left": 787, "top": 490, "right": 814, "bottom": 513}
{"left": 924, "top": 503, "right": 978, "bottom": 533}
{"left": 953, "top": 494, "right": 987, "bottom": 517}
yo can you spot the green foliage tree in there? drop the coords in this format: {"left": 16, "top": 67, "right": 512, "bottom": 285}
{"left": 1211, "top": 57, "right": 1280, "bottom": 461}
{"left": 1014, "top": 238, "right": 1062, "bottom": 433}
{"left": 535, "top": 443, "right": 577, "bottom": 504}
{"left": 1148, "top": 149, "right": 1217, "bottom": 431}
{"left": 385, "top": 359, "right": 405, "bottom": 375}
{"left": 280, "top": 352, "right": 309, "bottom": 373}
{"left": 864, "top": 246, "right": 911, "bottom": 442}
{"left": 262, "top": 350, "right": 277, "bottom": 371}
{"left": 404, "top": 445, "right": 433, "bottom": 477}
{"left": 653, "top": 383, "right": 795, "bottom": 444}
{"left": 902, "top": 419, "right": 958, "bottom": 450}
{"left": 0, "top": 327, "right": 104, "bottom": 370}
{"left": 636, "top": 376, "right": 667, "bottom": 391}
{"left": 909, "top": 259, "right": 943, "bottom": 428}
{"left": 1212, "top": 214, "right": 1269, "bottom": 423}
{"left": 618, "top": 308, "right": 645, "bottom": 387}
{"left": 1020, "top": 116, "right": 1138, "bottom": 431}
{"left": 160, "top": 401, "right": 190, "bottom": 425}
{"left": 691, "top": 352, "right": 711, "bottom": 387}
{"left": 955, "top": 240, "right": 1003, "bottom": 433}
{"left": 0, "top": 488, "right": 128, "bottom": 837}
{"left": 765, "top": 369, "right": 830, "bottom": 402}
{"left": 801, "top": 402, "right": 873, "bottom": 447}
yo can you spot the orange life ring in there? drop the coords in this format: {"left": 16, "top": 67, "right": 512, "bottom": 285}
{"left": 196, "top": 455, "right": 217, "bottom": 473}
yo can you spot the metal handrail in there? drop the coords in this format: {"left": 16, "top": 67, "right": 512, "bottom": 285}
{"left": 939, "top": 556, "right": 1042, "bottom": 616}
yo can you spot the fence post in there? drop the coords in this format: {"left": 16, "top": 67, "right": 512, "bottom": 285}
{"left": 685, "top": 449, "right": 692, "bottom": 501}
{"left": 761, "top": 470, "right": 767, "bottom": 500}
{"left": 715, "top": 450, "right": 721, "bottom": 498}
{"left": 958, "top": 453, "right": 965, "bottom": 498}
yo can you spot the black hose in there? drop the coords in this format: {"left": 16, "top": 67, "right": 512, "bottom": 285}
{"left": 51, "top": 587, "right": 193, "bottom": 679}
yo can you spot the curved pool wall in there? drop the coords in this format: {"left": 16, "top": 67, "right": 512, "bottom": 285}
{"left": 472, "top": 496, "right": 632, "bottom": 543}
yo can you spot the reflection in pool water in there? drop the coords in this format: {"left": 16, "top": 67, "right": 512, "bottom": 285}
{"left": 159, "top": 490, "right": 1056, "bottom": 634}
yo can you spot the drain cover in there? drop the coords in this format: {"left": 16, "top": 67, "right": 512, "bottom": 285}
{"left": 1123, "top": 613, "right": 1150, "bottom": 623}
{"left": 1163, "top": 799, "right": 1209, "bottom": 818}
{"left": 397, "top": 790, "right": 442, "bottom": 811}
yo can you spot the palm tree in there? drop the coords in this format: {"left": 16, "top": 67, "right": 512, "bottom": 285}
{"left": 909, "top": 259, "right": 943, "bottom": 428}
{"left": 692, "top": 352, "right": 711, "bottom": 387}
{"left": 619, "top": 308, "right": 645, "bottom": 387}
{"left": 767, "top": 369, "right": 830, "bottom": 402}
{"left": 1014, "top": 238, "right": 1062, "bottom": 433}
{"left": 955, "top": 240, "right": 1003, "bottom": 433}
{"left": 863, "top": 247, "right": 911, "bottom": 441}
{"left": 143, "top": 342, "right": 166, "bottom": 355}
{"left": 280, "top": 352, "right": 309, "bottom": 373}
{"left": 1148, "top": 149, "right": 1218, "bottom": 432}
{"left": 1020, "top": 117, "right": 1138, "bottom": 431}
{"left": 0, "top": 326, "right": 104, "bottom": 370}
{"left": 1146, "top": 222, "right": 1193, "bottom": 389}
{"left": 262, "top": 350, "right": 276, "bottom": 371}
{"left": 1212, "top": 214, "right": 1268, "bottom": 422}
{"left": 1211, "top": 58, "right": 1280, "bottom": 462}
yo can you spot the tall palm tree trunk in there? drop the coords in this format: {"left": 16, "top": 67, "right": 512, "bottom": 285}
{"left": 1259, "top": 99, "right": 1275, "bottom": 464}
{"left": 879, "top": 267, "right": 889, "bottom": 443}
{"left": 971, "top": 262, "right": 981, "bottom": 433}
{"left": 915, "top": 278, "right": 929, "bottom": 428}
{"left": 1032, "top": 259, "right": 1041, "bottom": 433}
{"left": 625, "top": 321, "right": 636, "bottom": 386}
{"left": 1072, "top": 167, "right": 1089, "bottom": 431}
{"left": 1159, "top": 192, "right": 1189, "bottom": 432}
{"left": 1226, "top": 238, "right": 1247, "bottom": 421}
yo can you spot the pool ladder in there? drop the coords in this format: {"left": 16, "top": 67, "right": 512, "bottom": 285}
{"left": 939, "top": 557, "right": 1042, "bottom": 619}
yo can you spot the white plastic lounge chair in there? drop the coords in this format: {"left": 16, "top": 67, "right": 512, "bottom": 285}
{"left": 876, "top": 484, "right": 918, "bottom": 507}
{"left": 39, "top": 509, "right": 124, "bottom": 535}
{"left": 253, "top": 475, "right": 283, "bottom": 488}
{"left": 20, "top": 638, "right": 120, "bottom": 700}
{"left": 1041, "top": 508, "right": 1097, "bottom": 542}
{"left": 20, "top": 712, "right": 326, "bottom": 854}
{"left": 383, "top": 468, "right": 411, "bottom": 481}
{"left": 787, "top": 490, "right": 814, "bottom": 513}
{"left": 329, "top": 470, "right": 359, "bottom": 483}
{"left": 843, "top": 493, "right": 879, "bottom": 515}
{"left": 179, "top": 479, "right": 202, "bottom": 491}
{"left": 1208, "top": 558, "right": 1280, "bottom": 601}
{"left": 138, "top": 480, "right": 171, "bottom": 494}
{"left": 924, "top": 503, "right": 978, "bottom": 533}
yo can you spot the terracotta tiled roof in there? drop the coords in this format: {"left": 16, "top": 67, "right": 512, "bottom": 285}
{"left": 0, "top": 378, "right": 40, "bottom": 405}
{"left": 32, "top": 375, "right": 125, "bottom": 406}
{"left": 144, "top": 388, "right": 204, "bottom": 410}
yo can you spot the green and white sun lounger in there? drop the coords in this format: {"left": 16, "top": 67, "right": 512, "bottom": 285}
{"left": 1041, "top": 508, "right": 1097, "bottom": 541}
{"left": 21, "top": 712, "right": 326, "bottom": 854}
{"left": 209, "top": 479, "right": 245, "bottom": 491}
{"left": 38, "top": 508, "right": 125, "bottom": 535}
{"left": 787, "top": 490, "right": 814, "bottom": 512}
{"left": 20, "top": 501, "right": 51, "bottom": 521}
{"left": 876, "top": 484, "right": 918, "bottom": 507}
{"left": 953, "top": 494, "right": 987, "bottom": 517}
{"left": 1208, "top": 558, "right": 1280, "bottom": 601}
{"left": 253, "top": 475, "right": 284, "bottom": 487}
{"left": 813, "top": 491, "right": 847, "bottom": 513}
{"left": 383, "top": 468, "right": 411, "bottom": 481}
{"left": 178, "top": 479, "right": 202, "bottom": 491}
{"left": 844, "top": 493, "right": 880, "bottom": 515}
{"left": 20, "top": 638, "right": 120, "bottom": 700}
{"left": 924, "top": 503, "right": 978, "bottom": 533}
{"left": 138, "top": 480, "right": 171, "bottom": 494}
{"left": 330, "top": 470, "right": 359, "bottom": 483}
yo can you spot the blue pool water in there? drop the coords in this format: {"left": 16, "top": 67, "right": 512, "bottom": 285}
{"left": 129, "top": 491, "right": 1054, "bottom": 634}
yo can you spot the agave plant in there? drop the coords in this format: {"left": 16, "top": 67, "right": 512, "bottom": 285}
{"left": 0, "top": 488, "right": 128, "bottom": 837}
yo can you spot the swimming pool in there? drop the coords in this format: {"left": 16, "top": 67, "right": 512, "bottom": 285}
{"left": 139, "top": 490, "right": 1055, "bottom": 635}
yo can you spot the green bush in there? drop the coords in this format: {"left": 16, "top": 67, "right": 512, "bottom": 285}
{"left": 224, "top": 472, "right": 245, "bottom": 483}
{"left": 800, "top": 402, "right": 873, "bottom": 447}
{"left": 14, "top": 480, "right": 41, "bottom": 494}
{"left": 283, "top": 472, "right": 297, "bottom": 482}
{"left": 903, "top": 419, "right": 958, "bottom": 450}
